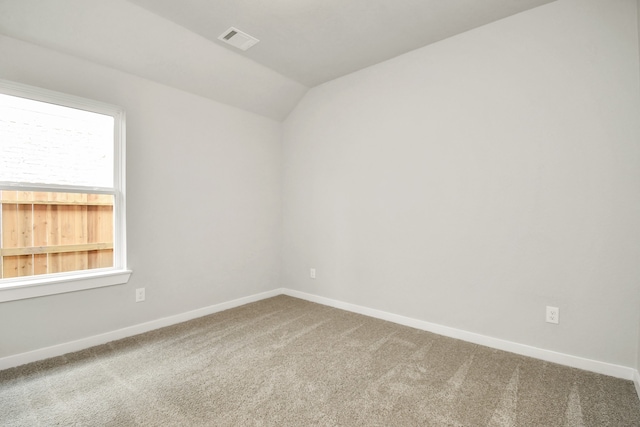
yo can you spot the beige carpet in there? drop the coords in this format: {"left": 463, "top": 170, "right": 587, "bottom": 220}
{"left": 1, "top": 295, "right": 639, "bottom": 426}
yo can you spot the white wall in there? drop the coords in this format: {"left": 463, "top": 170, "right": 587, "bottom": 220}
{"left": 0, "top": 35, "right": 282, "bottom": 358}
{"left": 282, "top": 0, "right": 640, "bottom": 367}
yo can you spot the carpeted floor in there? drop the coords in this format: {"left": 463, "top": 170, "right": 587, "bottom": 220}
{"left": 1, "top": 295, "right": 639, "bottom": 426}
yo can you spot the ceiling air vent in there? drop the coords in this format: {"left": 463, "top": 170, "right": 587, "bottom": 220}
{"left": 217, "top": 27, "right": 259, "bottom": 51}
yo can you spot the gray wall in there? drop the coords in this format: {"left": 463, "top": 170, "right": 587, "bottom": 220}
{"left": 0, "top": 35, "right": 282, "bottom": 358}
{"left": 2, "top": 0, "right": 640, "bottom": 370}
{"left": 637, "top": 0, "right": 640, "bottom": 373}
{"left": 282, "top": 0, "right": 640, "bottom": 367}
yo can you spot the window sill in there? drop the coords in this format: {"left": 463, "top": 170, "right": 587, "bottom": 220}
{"left": 0, "top": 269, "right": 132, "bottom": 302}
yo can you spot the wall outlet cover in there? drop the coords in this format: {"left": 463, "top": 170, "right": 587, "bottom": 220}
{"left": 546, "top": 306, "right": 559, "bottom": 324}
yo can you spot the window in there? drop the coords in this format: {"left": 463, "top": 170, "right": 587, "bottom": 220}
{"left": 0, "top": 80, "right": 130, "bottom": 302}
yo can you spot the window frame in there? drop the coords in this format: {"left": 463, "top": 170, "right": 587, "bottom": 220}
{"left": 0, "top": 79, "right": 131, "bottom": 302}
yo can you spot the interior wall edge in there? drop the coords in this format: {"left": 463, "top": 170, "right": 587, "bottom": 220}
{"left": 0, "top": 288, "right": 284, "bottom": 371}
{"left": 282, "top": 289, "right": 637, "bottom": 381}
{"left": 2, "top": 287, "right": 637, "bottom": 385}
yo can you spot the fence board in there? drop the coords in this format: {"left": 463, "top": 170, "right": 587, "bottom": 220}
{"left": 0, "top": 200, "right": 113, "bottom": 206}
{"left": 99, "top": 205, "right": 114, "bottom": 268}
{"left": 1, "top": 191, "right": 114, "bottom": 278}
{"left": 0, "top": 243, "right": 113, "bottom": 256}
{"left": 17, "top": 200, "right": 33, "bottom": 277}
{"left": 48, "top": 204, "right": 61, "bottom": 274}
{"left": 1, "top": 193, "right": 18, "bottom": 278}
{"left": 59, "top": 205, "right": 78, "bottom": 273}
{"left": 33, "top": 203, "right": 48, "bottom": 275}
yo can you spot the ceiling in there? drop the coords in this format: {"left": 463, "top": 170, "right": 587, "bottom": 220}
{"left": 0, "top": 0, "right": 556, "bottom": 121}
{"left": 128, "top": 0, "right": 556, "bottom": 87}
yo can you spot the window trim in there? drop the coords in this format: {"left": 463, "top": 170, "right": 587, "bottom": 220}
{"left": 0, "top": 79, "right": 131, "bottom": 301}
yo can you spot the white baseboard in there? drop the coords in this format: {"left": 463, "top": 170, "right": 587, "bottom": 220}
{"left": 0, "top": 289, "right": 282, "bottom": 371}
{"left": 2, "top": 287, "right": 637, "bottom": 385}
{"left": 282, "top": 289, "right": 636, "bottom": 381}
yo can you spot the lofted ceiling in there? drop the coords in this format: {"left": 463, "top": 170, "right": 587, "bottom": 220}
{"left": 128, "top": 0, "right": 556, "bottom": 87}
{"left": 0, "top": 0, "right": 556, "bottom": 121}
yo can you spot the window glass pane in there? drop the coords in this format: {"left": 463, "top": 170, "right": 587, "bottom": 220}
{"left": 0, "top": 191, "right": 114, "bottom": 278}
{"left": 0, "top": 93, "right": 114, "bottom": 188}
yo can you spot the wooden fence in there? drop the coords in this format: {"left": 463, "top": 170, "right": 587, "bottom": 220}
{"left": 0, "top": 191, "right": 113, "bottom": 279}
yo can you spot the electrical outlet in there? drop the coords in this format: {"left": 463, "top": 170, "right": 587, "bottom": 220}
{"left": 135, "top": 288, "right": 145, "bottom": 303}
{"left": 310, "top": 268, "right": 316, "bottom": 279}
{"left": 546, "top": 306, "right": 559, "bottom": 324}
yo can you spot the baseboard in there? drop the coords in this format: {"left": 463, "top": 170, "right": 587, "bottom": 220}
{"left": 2, "top": 287, "right": 637, "bottom": 383}
{"left": 0, "top": 288, "right": 282, "bottom": 371}
{"left": 282, "top": 289, "right": 636, "bottom": 381}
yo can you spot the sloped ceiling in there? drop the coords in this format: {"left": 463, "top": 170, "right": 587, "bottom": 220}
{"left": 0, "top": 0, "right": 555, "bottom": 121}
{"left": 0, "top": 0, "right": 306, "bottom": 121}
{"left": 129, "top": 0, "right": 556, "bottom": 87}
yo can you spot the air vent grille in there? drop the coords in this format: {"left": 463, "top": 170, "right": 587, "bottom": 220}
{"left": 217, "top": 27, "right": 259, "bottom": 51}
{"left": 223, "top": 30, "right": 237, "bottom": 41}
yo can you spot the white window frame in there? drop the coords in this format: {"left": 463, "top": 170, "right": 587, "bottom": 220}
{"left": 0, "top": 79, "right": 131, "bottom": 302}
